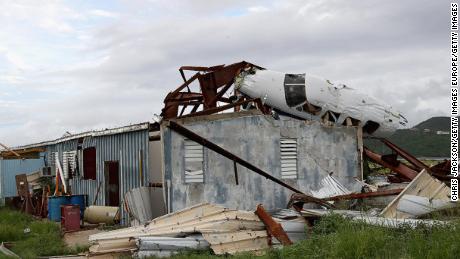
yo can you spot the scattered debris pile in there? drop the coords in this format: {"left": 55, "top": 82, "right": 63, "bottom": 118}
{"left": 88, "top": 203, "right": 310, "bottom": 257}
{"left": 89, "top": 203, "right": 268, "bottom": 256}
{"left": 88, "top": 167, "right": 458, "bottom": 257}
{"left": 85, "top": 133, "right": 457, "bottom": 257}
{"left": 380, "top": 169, "right": 455, "bottom": 219}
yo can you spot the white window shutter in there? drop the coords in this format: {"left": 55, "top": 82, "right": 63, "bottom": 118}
{"left": 184, "top": 140, "right": 204, "bottom": 183}
{"left": 280, "top": 138, "right": 298, "bottom": 179}
{"left": 63, "top": 151, "right": 77, "bottom": 179}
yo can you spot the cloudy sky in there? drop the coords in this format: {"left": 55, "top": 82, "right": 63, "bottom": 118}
{"left": 0, "top": 0, "right": 450, "bottom": 146}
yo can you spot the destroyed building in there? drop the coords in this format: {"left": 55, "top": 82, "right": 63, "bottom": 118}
{"left": 4, "top": 61, "right": 446, "bottom": 230}
{"left": 161, "top": 111, "right": 362, "bottom": 211}
{"left": 0, "top": 123, "right": 165, "bottom": 224}
{"left": 156, "top": 61, "right": 383, "bottom": 212}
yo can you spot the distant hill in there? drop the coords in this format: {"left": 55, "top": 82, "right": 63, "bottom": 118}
{"left": 413, "top": 116, "right": 450, "bottom": 132}
{"left": 364, "top": 117, "right": 450, "bottom": 157}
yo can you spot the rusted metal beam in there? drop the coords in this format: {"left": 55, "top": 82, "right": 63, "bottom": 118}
{"left": 323, "top": 188, "right": 404, "bottom": 201}
{"left": 208, "top": 79, "right": 235, "bottom": 106}
{"left": 191, "top": 104, "right": 200, "bottom": 113}
{"left": 163, "top": 61, "right": 265, "bottom": 119}
{"left": 167, "top": 121, "right": 334, "bottom": 208}
{"left": 380, "top": 138, "right": 430, "bottom": 172}
{"left": 179, "top": 104, "right": 188, "bottom": 117}
{"left": 162, "top": 73, "right": 202, "bottom": 119}
{"left": 363, "top": 147, "right": 418, "bottom": 180}
{"left": 255, "top": 204, "right": 293, "bottom": 246}
{"left": 180, "top": 65, "right": 225, "bottom": 73}
{"left": 169, "top": 72, "right": 200, "bottom": 96}
{"left": 167, "top": 93, "right": 203, "bottom": 102}
{"left": 177, "top": 98, "right": 255, "bottom": 119}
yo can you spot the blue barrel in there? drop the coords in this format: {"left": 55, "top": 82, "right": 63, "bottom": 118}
{"left": 48, "top": 196, "right": 70, "bottom": 221}
{"left": 69, "top": 195, "right": 86, "bottom": 218}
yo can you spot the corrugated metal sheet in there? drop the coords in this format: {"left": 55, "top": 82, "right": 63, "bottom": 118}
{"left": 310, "top": 174, "right": 351, "bottom": 199}
{"left": 125, "top": 186, "right": 165, "bottom": 225}
{"left": 89, "top": 203, "right": 266, "bottom": 255}
{"left": 0, "top": 156, "right": 45, "bottom": 197}
{"left": 0, "top": 123, "right": 151, "bottom": 225}
{"left": 280, "top": 138, "right": 297, "bottom": 179}
{"left": 136, "top": 234, "right": 209, "bottom": 258}
{"left": 67, "top": 129, "right": 150, "bottom": 224}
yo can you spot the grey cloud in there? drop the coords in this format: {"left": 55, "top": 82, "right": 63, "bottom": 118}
{"left": 0, "top": 0, "right": 451, "bottom": 145}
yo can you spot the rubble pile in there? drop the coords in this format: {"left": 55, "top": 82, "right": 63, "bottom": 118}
{"left": 87, "top": 167, "right": 458, "bottom": 257}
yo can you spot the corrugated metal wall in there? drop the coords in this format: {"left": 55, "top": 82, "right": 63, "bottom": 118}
{"left": 0, "top": 127, "right": 150, "bottom": 225}
{"left": 0, "top": 156, "right": 45, "bottom": 198}
{"left": 66, "top": 129, "right": 150, "bottom": 224}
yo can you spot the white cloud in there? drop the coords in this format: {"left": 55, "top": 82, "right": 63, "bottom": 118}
{"left": 88, "top": 9, "right": 119, "bottom": 18}
{"left": 248, "top": 6, "right": 269, "bottom": 13}
{"left": 0, "top": 0, "right": 450, "bottom": 146}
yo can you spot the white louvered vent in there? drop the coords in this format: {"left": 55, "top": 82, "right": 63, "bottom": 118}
{"left": 280, "top": 138, "right": 298, "bottom": 179}
{"left": 63, "top": 151, "right": 77, "bottom": 179}
{"left": 184, "top": 140, "right": 204, "bottom": 183}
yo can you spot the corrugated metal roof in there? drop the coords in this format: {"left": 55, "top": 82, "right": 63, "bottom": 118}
{"left": 7, "top": 122, "right": 150, "bottom": 151}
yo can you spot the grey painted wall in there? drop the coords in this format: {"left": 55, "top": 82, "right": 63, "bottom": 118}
{"left": 162, "top": 113, "right": 362, "bottom": 212}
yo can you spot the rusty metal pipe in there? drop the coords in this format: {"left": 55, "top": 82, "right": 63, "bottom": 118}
{"left": 323, "top": 188, "right": 403, "bottom": 201}
{"left": 364, "top": 147, "right": 418, "bottom": 180}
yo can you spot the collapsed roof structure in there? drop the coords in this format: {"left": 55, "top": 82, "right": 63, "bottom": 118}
{"left": 161, "top": 61, "right": 408, "bottom": 137}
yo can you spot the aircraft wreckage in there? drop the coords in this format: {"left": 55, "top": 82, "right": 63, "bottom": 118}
{"left": 161, "top": 61, "right": 407, "bottom": 137}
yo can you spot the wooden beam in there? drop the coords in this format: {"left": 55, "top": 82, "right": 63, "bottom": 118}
{"left": 0, "top": 142, "right": 20, "bottom": 157}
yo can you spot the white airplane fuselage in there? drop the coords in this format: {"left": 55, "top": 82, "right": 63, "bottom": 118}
{"left": 236, "top": 70, "right": 407, "bottom": 137}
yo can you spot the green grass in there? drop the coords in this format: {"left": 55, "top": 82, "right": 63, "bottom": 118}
{"left": 0, "top": 208, "right": 87, "bottom": 258}
{"left": 2, "top": 208, "right": 460, "bottom": 259}
{"left": 161, "top": 214, "right": 460, "bottom": 259}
